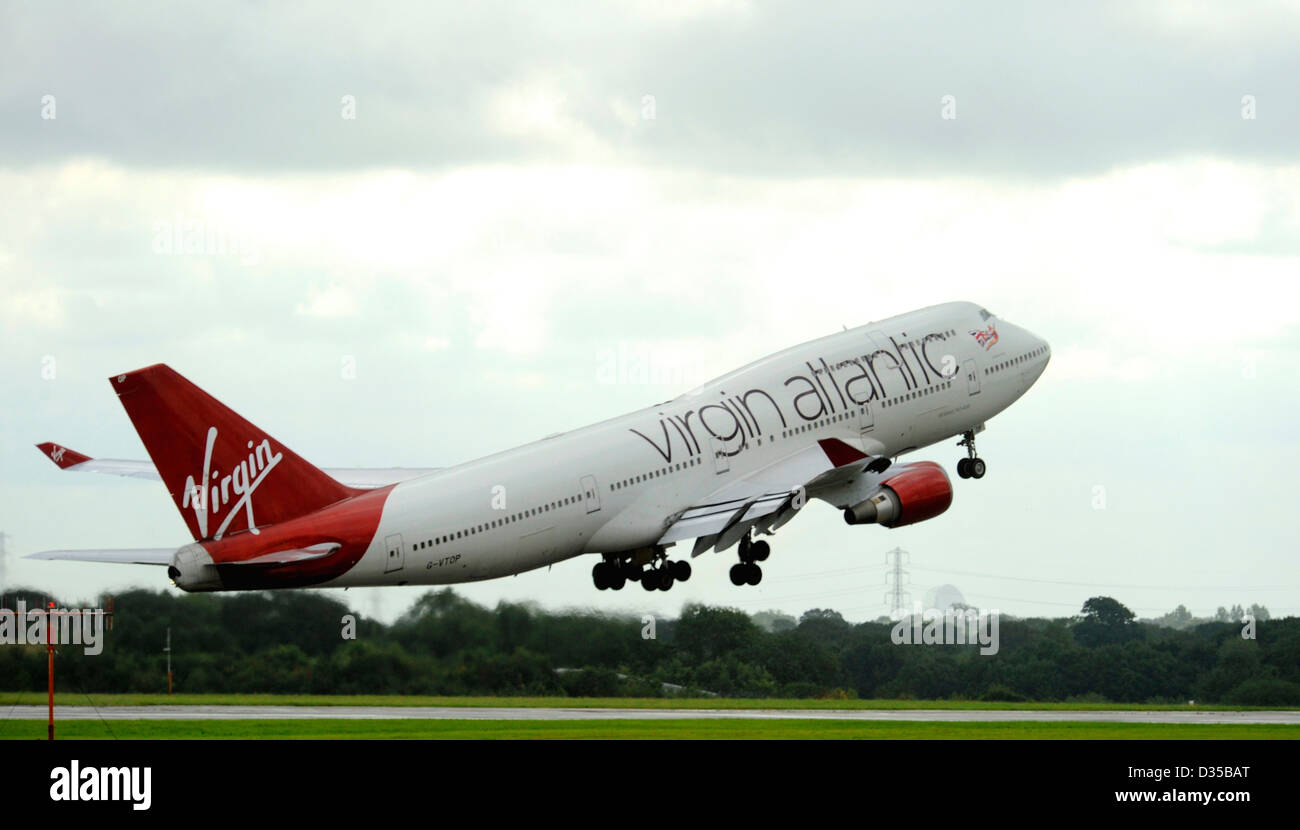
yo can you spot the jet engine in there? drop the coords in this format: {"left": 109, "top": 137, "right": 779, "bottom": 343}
{"left": 843, "top": 461, "right": 953, "bottom": 528}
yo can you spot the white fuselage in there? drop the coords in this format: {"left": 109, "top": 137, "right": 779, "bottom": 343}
{"left": 330, "top": 301, "right": 1050, "bottom": 587}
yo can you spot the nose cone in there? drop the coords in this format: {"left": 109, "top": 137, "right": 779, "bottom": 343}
{"left": 991, "top": 317, "right": 1050, "bottom": 394}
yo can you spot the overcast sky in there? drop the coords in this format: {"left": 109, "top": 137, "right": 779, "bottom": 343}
{"left": 2, "top": 1, "right": 1297, "bottom": 624}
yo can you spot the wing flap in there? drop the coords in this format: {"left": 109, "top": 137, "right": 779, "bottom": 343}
{"left": 658, "top": 438, "right": 884, "bottom": 550}
{"left": 660, "top": 494, "right": 789, "bottom": 546}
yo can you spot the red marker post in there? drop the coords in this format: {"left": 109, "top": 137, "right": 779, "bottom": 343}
{"left": 47, "top": 601, "right": 55, "bottom": 741}
{"left": 18, "top": 599, "right": 114, "bottom": 741}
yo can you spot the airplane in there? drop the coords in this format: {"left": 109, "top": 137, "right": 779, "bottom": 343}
{"left": 28, "top": 300, "right": 1049, "bottom": 593}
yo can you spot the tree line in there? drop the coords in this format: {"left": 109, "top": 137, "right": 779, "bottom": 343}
{"left": 1, "top": 587, "right": 1296, "bottom": 704}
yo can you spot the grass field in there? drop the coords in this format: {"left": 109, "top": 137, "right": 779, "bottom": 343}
{"left": 5, "top": 693, "right": 1295, "bottom": 739}
{"left": 3, "top": 692, "right": 1295, "bottom": 711}
{"left": 2, "top": 719, "right": 1298, "bottom": 740}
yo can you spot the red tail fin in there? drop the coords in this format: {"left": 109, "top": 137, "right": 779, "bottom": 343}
{"left": 111, "top": 364, "right": 357, "bottom": 541}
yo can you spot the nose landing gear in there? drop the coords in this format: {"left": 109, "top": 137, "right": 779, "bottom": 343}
{"left": 956, "top": 430, "right": 986, "bottom": 479}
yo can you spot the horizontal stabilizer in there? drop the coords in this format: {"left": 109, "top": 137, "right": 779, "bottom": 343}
{"left": 25, "top": 548, "right": 174, "bottom": 566}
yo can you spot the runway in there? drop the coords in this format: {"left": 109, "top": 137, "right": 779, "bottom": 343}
{"left": 5, "top": 705, "right": 1299, "bottom": 724}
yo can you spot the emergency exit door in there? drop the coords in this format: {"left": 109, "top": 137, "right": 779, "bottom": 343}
{"left": 964, "top": 359, "right": 981, "bottom": 395}
{"left": 384, "top": 533, "right": 405, "bottom": 573}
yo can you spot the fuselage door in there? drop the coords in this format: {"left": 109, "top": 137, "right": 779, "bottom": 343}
{"left": 581, "top": 475, "right": 601, "bottom": 514}
{"left": 858, "top": 401, "right": 874, "bottom": 433}
{"left": 383, "top": 533, "right": 405, "bottom": 573}
{"left": 964, "top": 359, "right": 981, "bottom": 395}
{"left": 710, "top": 437, "right": 730, "bottom": 474}
{"left": 866, "top": 330, "right": 892, "bottom": 353}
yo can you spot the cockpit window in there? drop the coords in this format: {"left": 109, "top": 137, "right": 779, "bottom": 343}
{"left": 979, "top": 308, "right": 993, "bottom": 321}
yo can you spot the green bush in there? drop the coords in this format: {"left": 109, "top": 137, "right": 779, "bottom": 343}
{"left": 1223, "top": 677, "right": 1300, "bottom": 706}
{"left": 979, "top": 684, "right": 1027, "bottom": 702}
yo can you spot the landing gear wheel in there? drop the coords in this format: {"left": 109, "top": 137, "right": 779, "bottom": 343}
{"left": 592, "top": 562, "right": 610, "bottom": 590}
{"left": 608, "top": 572, "right": 626, "bottom": 591}
{"left": 729, "top": 563, "right": 747, "bottom": 586}
{"left": 745, "top": 563, "right": 763, "bottom": 586}
{"left": 657, "top": 569, "right": 674, "bottom": 591}
{"left": 624, "top": 564, "right": 642, "bottom": 582}
{"left": 671, "top": 559, "right": 692, "bottom": 581}
{"left": 957, "top": 430, "right": 985, "bottom": 480}
{"left": 641, "top": 570, "right": 658, "bottom": 591}
{"left": 750, "top": 540, "right": 770, "bottom": 562}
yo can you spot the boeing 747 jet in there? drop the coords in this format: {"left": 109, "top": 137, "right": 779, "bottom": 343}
{"left": 30, "top": 301, "right": 1049, "bottom": 593}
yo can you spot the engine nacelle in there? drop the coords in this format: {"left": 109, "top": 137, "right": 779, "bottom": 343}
{"left": 843, "top": 461, "right": 953, "bottom": 528}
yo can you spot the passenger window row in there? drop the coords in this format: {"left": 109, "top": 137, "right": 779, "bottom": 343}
{"left": 412, "top": 491, "right": 585, "bottom": 550}
{"left": 984, "top": 345, "right": 1048, "bottom": 376}
{"left": 612, "top": 456, "right": 703, "bottom": 492}
{"left": 881, "top": 379, "right": 953, "bottom": 409}
{"left": 780, "top": 405, "right": 868, "bottom": 439}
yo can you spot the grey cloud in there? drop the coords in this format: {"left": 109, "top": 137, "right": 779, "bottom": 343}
{"left": 3, "top": 1, "right": 1298, "bottom": 177}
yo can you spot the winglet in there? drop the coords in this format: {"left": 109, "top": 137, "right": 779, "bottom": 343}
{"left": 35, "top": 442, "right": 93, "bottom": 469}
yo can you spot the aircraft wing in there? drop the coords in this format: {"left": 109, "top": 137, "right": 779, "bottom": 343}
{"left": 658, "top": 438, "right": 892, "bottom": 556}
{"left": 321, "top": 468, "right": 441, "bottom": 488}
{"left": 35, "top": 442, "right": 438, "bottom": 489}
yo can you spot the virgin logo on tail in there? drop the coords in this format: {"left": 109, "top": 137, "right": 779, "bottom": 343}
{"left": 181, "top": 427, "right": 283, "bottom": 540}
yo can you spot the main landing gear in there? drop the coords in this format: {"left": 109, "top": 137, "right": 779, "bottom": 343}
{"left": 592, "top": 548, "right": 691, "bottom": 592}
{"left": 956, "top": 430, "right": 986, "bottom": 479}
{"left": 729, "top": 534, "right": 769, "bottom": 587}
